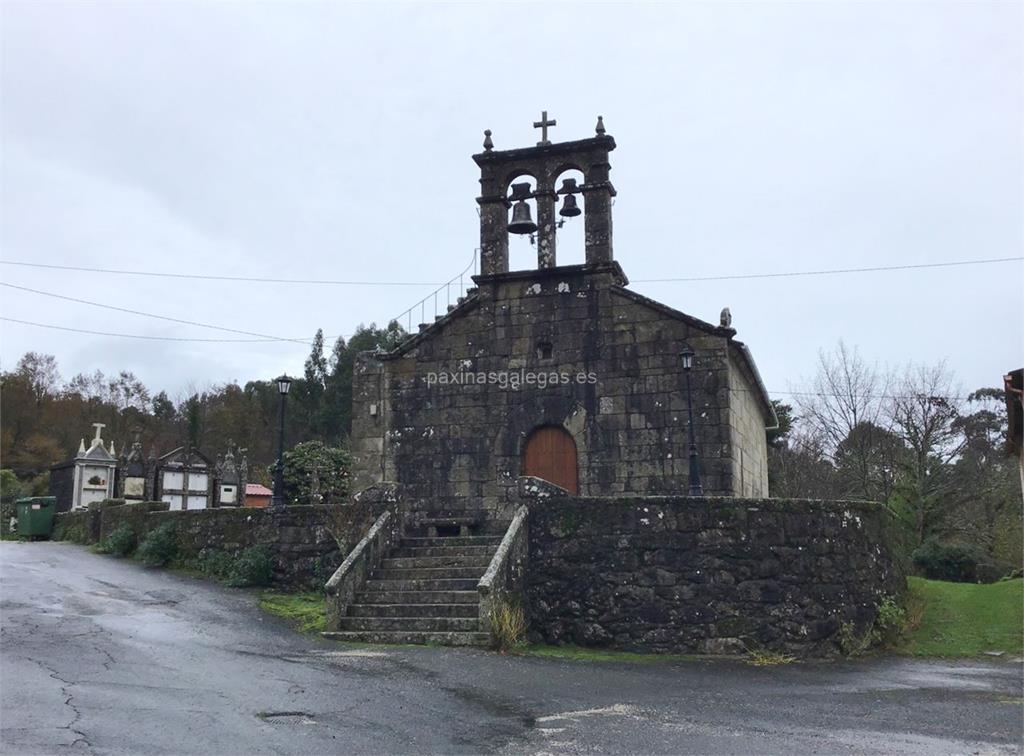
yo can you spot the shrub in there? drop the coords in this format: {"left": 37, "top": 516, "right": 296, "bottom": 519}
{"left": 199, "top": 549, "right": 235, "bottom": 580}
{"left": 54, "top": 523, "right": 88, "bottom": 544}
{"left": 97, "top": 524, "right": 135, "bottom": 557}
{"left": 489, "top": 598, "right": 527, "bottom": 651}
{"left": 226, "top": 546, "right": 274, "bottom": 587}
{"left": 912, "top": 539, "right": 1011, "bottom": 583}
{"left": 136, "top": 523, "right": 178, "bottom": 567}
{"left": 277, "top": 441, "right": 351, "bottom": 506}
{"left": 873, "top": 595, "right": 906, "bottom": 646}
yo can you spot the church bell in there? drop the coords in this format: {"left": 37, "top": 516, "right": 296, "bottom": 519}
{"left": 508, "top": 200, "right": 538, "bottom": 234}
{"left": 559, "top": 194, "right": 581, "bottom": 217}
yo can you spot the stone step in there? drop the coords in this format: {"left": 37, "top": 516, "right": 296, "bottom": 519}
{"left": 335, "top": 616, "right": 481, "bottom": 632}
{"left": 364, "top": 578, "right": 480, "bottom": 592}
{"left": 399, "top": 536, "right": 502, "bottom": 548}
{"left": 356, "top": 590, "right": 479, "bottom": 605}
{"left": 380, "top": 555, "right": 492, "bottom": 570}
{"left": 390, "top": 545, "right": 496, "bottom": 558}
{"left": 372, "top": 566, "right": 484, "bottom": 581}
{"left": 404, "top": 522, "right": 509, "bottom": 537}
{"left": 322, "top": 630, "right": 489, "bottom": 646}
{"left": 347, "top": 603, "right": 478, "bottom": 618}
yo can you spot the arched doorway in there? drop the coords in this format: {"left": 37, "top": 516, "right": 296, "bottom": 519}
{"left": 522, "top": 426, "right": 579, "bottom": 494}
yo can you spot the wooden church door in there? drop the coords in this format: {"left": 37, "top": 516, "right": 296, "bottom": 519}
{"left": 522, "top": 426, "right": 579, "bottom": 494}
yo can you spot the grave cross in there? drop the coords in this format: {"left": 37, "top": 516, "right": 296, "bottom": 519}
{"left": 533, "top": 110, "right": 557, "bottom": 146}
{"left": 92, "top": 423, "right": 106, "bottom": 445}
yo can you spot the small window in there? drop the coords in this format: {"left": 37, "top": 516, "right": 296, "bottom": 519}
{"left": 536, "top": 341, "right": 553, "bottom": 360}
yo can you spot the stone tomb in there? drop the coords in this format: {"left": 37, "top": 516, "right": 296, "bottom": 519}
{"left": 49, "top": 423, "right": 118, "bottom": 512}
{"left": 153, "top": 446, "right": 213, "bottom": 511}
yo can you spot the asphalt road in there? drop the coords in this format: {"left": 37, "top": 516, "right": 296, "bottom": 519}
{"left": 1, "top": 541, "right": 1021, "bottom": 755}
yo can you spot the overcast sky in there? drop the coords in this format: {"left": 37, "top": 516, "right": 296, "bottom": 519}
{"left": 1, "top": 1, "right": 1021, "bottom": 409}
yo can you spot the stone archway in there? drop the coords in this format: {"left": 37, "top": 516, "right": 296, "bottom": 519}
{"left": 522, "top": 426, "right": 579, "bottom": 494}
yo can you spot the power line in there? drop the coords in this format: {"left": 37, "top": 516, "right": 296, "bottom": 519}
{"left": 1, "top": 255, "right": 1019, "bottom": 286}
{"left": 0, "top": 315, "right": 996, "bottom": 402}
{"left": 630, "top": 256, "right": 1023, "bottom": 283}
{"left": 761, "top": 389, "right": 980, "bottom": 402}
{"left": 1, "top": 258, "right": 448, "bottom": 284}
{"left": 0, "top": 317, "right": 298, "bottom": 343}
{"left": 0, "top": 282, "right": 310, "bottom": 344}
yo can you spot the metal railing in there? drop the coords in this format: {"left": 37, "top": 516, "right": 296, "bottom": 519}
{"left": 390, "top": 249, "right": 478, "bottom": 334}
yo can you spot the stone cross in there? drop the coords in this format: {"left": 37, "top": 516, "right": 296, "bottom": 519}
{"left": 91, "top": 423, "right": 105, "bottom": 446}
{"left": 533, "top": 111, "right": 556, "bottom": 145}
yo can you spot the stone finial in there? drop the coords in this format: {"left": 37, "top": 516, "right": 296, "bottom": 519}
{"left": 720, "top": 307, "right": 732, "bottom": 328}
{"left": 109, "top": 441, "right": 116, "bottom": 456}
{"left": 595, "top": 116, "right": 606, "bottom": 135}
{"left": 78, "top": 438, "right": 86, "bottom": 454}
{"left": 483, "top": 129, "right": 493, "bottom": 152}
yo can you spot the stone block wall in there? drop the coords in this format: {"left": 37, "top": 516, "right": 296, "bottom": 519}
{"left": 726, "top": 349, "right": 770, "bottom": 497}
{"left": 55, "top": 500, "right": 388, "bottom": 591}
{"left": 525, "top": 495, "right": 904, "bottom": 656}
{"left": 351, "top": 265, "right": 775, "bottom": 510}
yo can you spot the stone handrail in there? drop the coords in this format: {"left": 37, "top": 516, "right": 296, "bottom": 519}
{"left": 477, "top": 504, "right": 529, "bottom": 636}
{"left": 325, "top": 510, "right": 394, "bottom": 631}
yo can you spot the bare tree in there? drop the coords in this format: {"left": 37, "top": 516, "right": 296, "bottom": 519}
{"left": 16, "top": 352, "right": 62, "bottom": 406}
{"left": 794, "top": 342, "right": 899, "bottom": 501}
{"left": 888, "top": 361, "right": 964, "bottom": 543}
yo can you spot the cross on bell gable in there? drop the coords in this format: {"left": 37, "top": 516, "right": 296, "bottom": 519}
{"left": 533, "top": 110, "right": 557, "bottom": 145}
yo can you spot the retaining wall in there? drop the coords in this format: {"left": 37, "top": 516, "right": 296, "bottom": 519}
{"left": 525, "top": 495, "right": 904, "bottom": 656}
{"left": 54, "top": 500, "right": 383, "bottom": 591}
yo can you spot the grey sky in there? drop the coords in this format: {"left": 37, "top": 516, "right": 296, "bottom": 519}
{"left": 1, "top": 1, "right": 1021, "bottom": 406}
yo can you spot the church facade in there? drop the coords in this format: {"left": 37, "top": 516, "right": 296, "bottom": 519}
{"left": 350, "top": 121, "right": 776, "bottom": 511}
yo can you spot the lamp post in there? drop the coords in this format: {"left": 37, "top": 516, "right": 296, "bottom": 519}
{"left": 681, "top": 346, "right": 703, "bottom": 496}
{"left": 271, "top": 374, "right": 292, "bottom": 509}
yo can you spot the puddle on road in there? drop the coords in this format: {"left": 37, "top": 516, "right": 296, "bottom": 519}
{"left": 257, "top": 711, "right": 317, "bottom": 725}
{"left": 308, "top": 649, "right": 390, "bottom": 659}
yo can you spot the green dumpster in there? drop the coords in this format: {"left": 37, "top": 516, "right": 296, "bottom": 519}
{"left": 15, "top": 497, "right": 56, "bottom": 539}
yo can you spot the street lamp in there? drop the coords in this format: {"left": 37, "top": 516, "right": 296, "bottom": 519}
{"left": 680, "top": 347, "right": 703, "bottom": 496}
{"left": 271, "top": 374, "right": 292, "bottom": 509}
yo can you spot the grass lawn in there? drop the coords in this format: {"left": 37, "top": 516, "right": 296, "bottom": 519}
{"left": 898, "top": 577, "right": 1023, "bottom": 657}
{"left": 258, "top": 592, "right": 327, "bottom": 634}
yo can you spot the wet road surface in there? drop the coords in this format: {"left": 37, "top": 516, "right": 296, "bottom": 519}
{"left": 1, "top": 541, "right": 1021, "bottom": 755}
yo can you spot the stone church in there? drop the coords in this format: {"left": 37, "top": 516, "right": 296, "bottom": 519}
{"left": 328, "top": 118, "right": 899, "bottom": 652}
{"left": 350, "top": 117, "right": 776, "bottom": 512}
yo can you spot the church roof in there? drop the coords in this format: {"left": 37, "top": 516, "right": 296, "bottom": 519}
{"left": 371, "top": 263, "right": 777, "bottom": 428}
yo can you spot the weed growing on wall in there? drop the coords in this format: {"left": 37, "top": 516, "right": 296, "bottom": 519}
{"left": 489, "top": 599, "right": 527, "bottom": 651}
{"left": 745, "top": 647, "right": 797, "bottom": 666}
{"left": 839, "top": 595, "right": 907, "bottom": 656}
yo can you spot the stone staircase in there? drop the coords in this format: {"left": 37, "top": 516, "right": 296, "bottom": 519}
{"left": 323, "top": 522, "right": 506, "bottom": 646}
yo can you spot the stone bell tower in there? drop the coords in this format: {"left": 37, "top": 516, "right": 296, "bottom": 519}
{"left": 474, "top": 113, "right": 616, "bottom": 274}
